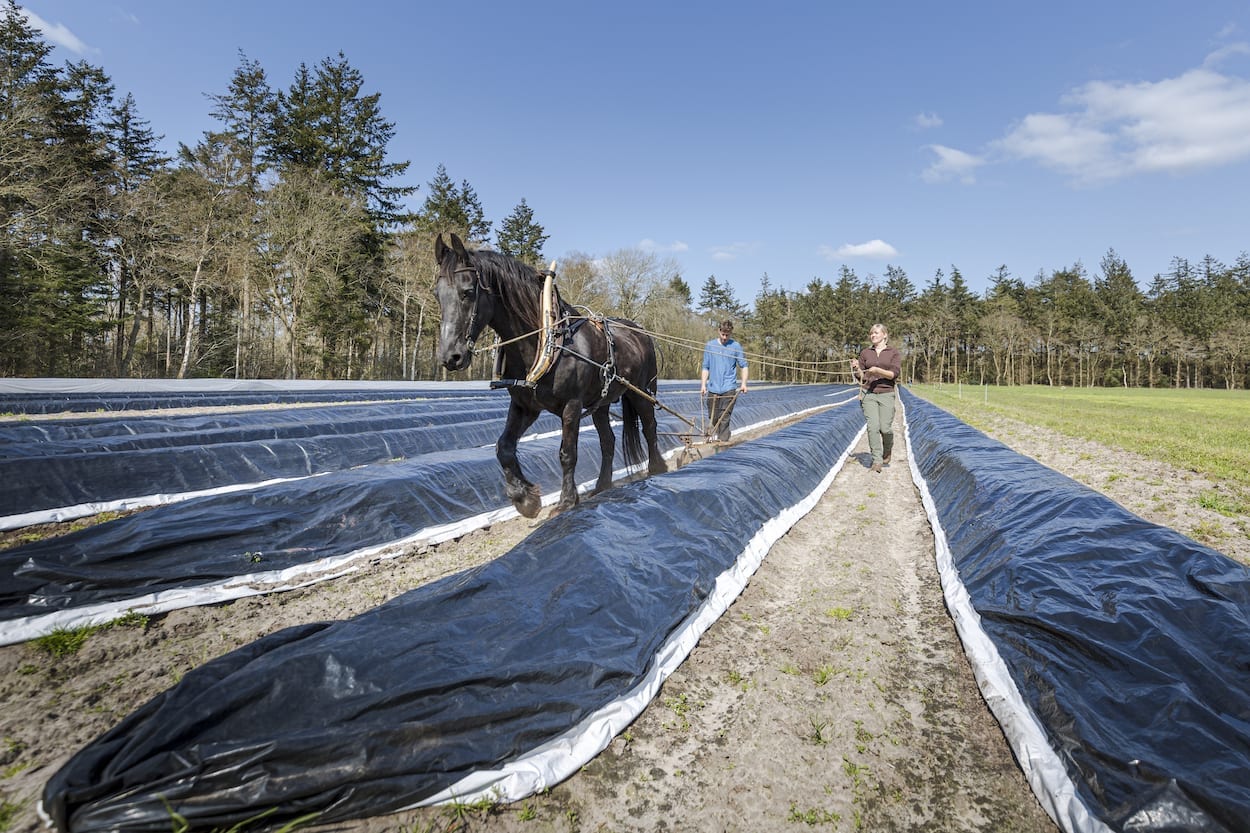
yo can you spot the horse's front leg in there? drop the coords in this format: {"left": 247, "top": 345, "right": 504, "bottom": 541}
{"left": 551, "top": 399, "right": 584, "bottom": 517}
{"left": 497, "top": 402, "right": 542, "bottom": 518}
{"left": 590, "top": 404, "right": 615, "bottom": 495}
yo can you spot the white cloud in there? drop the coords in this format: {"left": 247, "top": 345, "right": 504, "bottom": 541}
{"left": 915, "top": 111, "right": 943, "bottom": 128}
{"left": 638, "top": 238, "right": 689, "bottom": 254}
{"left": 921, "top": 144, "right": 985, "bottom": 184}
{"left": 1203, "top": 42, "right": 1250, "bottom": 68}
{"left": 709, "top": 241, "right": 757, "bottom": 262}
{"left": 993, "top": 47, "right": 1250, "bottom": 183}
{"left": 819, "top": 240, "right": 899, "bottom": 260}
{"left": 20, "top": 7, "right": 91, "bottom": 55}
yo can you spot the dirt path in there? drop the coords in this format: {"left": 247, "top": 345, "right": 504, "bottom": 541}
{"left": 5, "top": 401, "right": 1245, "bottom": 833}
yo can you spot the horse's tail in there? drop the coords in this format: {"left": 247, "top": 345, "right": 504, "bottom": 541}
{"left": 620, "top": 395, "right": 645, "bottom": 469}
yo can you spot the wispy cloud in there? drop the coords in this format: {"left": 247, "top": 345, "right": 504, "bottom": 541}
{"left": 638, "top": 238, "right": 689, "bottom": 254}
{"left": 915, "top": 111, "right": 943, "bottom": 128}
{"left": 709, "top": 241, "right": 758, "bottom": 262}
{"left": 20, "top": 6, "right": 92, "bottom": 55}
{"left": 921, "top": 144, "right": 985, "bottom": 184}
{"left": 1203, "top": 42, "right": 1250, "bottom": 68}
{"left": 993, "top": 45, "right": 1250, "bottom": 183}
{"left": 819, "top": 240, "right": 899, "bottom": 260}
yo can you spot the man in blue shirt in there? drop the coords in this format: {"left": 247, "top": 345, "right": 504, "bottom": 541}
{"left": 700, "top": 320, "right": 749, "bottom": 442}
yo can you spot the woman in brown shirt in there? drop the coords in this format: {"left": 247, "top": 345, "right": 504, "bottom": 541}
{"left": 850, "top": 323, "right": 902, "bottom": 473}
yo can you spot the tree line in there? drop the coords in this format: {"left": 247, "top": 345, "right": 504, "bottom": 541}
{"left": 3, "top": 3, "right": 1248, "bottom": 389}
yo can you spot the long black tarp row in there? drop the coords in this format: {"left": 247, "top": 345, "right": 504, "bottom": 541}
{"left": 0, "top": 382, "right": 480, "bottom": 416}
{"left": 38, "top": 399, "right": 866, "bottom": 833}
{"left": 1, "top": 383, "right": 838, "bottom": 526}
{"left": 0, "top": 378, "right": 696, "bottom": 416}
{"left": 0, "top": 386, "right": 855, "bottom": 643}
{"left": 0, "top": 400, "right": 517, "bottom": 456}
{"left": 899, "top": 389, "right": 1250, "bottom": 833}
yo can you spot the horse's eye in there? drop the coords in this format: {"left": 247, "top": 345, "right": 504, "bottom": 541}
{"left": 461, "top": 288, "right": 475, "bottom": 300}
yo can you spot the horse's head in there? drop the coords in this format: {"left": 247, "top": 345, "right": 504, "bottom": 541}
{"left": 433, "top": 232, "right": 494, "bottom": 371}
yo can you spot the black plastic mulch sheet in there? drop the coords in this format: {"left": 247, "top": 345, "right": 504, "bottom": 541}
{"left": 0, "top": 400, "right": 530, "bottom": 519}
{"left": 0, "top": 385, "right": 850, "bottom": 642}
{"left": 901, "top": 389, "right": 1250, "bottom": 833}
{"left": 40, "top": 403, "right": 864, "bottom": 833}
{"left": 0, "top": 384, "right": 456, "bottom": 416}
{"left": 1, "top": 383, "right": 835, "bottom": 524}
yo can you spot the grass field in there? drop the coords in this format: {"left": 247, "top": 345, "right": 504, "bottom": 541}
{"left": 909, "top": 383, "right": 1250, "bottom": 516}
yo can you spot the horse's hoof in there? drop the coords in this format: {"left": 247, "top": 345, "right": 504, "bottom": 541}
{"left": 515, "top": 486, "right": 541, "bottom": 519}
{"left": 649, "top": 460, "right": 668, "bottom": 475}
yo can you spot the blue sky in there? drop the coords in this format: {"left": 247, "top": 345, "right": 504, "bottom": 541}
{"left": 21, "top": 1, "right": 1250, "bottom": 303}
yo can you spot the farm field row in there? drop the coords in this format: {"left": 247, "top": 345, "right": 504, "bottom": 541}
{"left": 913, "top": 383, "right": 1250, "bottom": 560}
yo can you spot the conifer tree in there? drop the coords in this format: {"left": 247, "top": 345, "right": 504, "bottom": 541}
{"left": 496, "top": 198, "right": 548, "bottom": 267}
{"left": 416, "top": 164, "right": 490, "bottom": 244}
{"left": 209, "top": 51, "right": 277, "bottom": 196}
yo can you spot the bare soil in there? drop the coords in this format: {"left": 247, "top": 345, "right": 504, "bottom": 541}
{"left": 2, "top": 404, "right": 1246, "bottom": 833}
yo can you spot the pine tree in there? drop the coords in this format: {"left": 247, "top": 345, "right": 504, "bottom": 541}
{"left": 457, "top": 178, "right": 490, "bottom": 243}
{"left": 103, "top": 93, "right": 169, "bottom": 374}
{"left": 415, "top": 164, "right": 490, "bottom": 244}
{"left": 697, "top": 275, "right": 743, "bottom": 319}
{"left": 496, "top": 198, "right": 548, "bottom": 266}
{"left": 669, "top": 274, "right": 692, "bottom": 308}
{"left": 209, "top": 51, "right": 277, "bottom": 195}
{"left": 271, "top": 52, "right": 413, "bottom": 226}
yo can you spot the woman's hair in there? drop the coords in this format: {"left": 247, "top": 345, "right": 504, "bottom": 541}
{"left": 871, "top": 323, "right": 889, "bottom": 338}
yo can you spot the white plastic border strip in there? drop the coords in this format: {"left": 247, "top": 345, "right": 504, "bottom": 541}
{"left": 897, "top": 395, "right": 1111, "bottom": 833}
{"left": 407, "top": 424, "right": 862, "bottom": 809}
{"left": 0, "top": 498, "right": 518, "bottom": 647}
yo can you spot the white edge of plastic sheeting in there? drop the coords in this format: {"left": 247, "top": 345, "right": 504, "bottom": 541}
{"left": 0, "top": 473, "right": 334, "bottom": 532}
{"left": 897, "top": 395, "right": 1112, "bottom": 833}
{"left": 406, "top": 425, "right": 862, "bottom": 809}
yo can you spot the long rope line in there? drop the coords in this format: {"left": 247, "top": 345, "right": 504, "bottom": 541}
{"left": 474, "top": 314, "right": 858, "bottom": 384}
{"left": 606, "top": 320, "right": 856, "bottom": 382}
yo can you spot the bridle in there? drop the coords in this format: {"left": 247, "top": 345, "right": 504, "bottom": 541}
{"left": 449, "top": 263, "right": 491, "bottom": 354}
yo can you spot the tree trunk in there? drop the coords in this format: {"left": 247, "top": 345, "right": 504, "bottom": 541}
{"left": 177, "top": 261, "right": 204, "bottom": 379}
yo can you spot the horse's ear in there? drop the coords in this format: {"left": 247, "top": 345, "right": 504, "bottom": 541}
{"left": 433, "top": 233, "right": 447, "bottom": 261}
{"left": 449, "top": 232, "right": 469, "bottom": 262}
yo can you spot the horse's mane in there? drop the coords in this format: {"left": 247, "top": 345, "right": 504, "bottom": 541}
{"left": 471, "top": 249, "right": 567, "bottom": 328}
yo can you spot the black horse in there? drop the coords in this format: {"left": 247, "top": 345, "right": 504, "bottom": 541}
{"left": 434, "top": 232, "right": 667, "bottom": 518}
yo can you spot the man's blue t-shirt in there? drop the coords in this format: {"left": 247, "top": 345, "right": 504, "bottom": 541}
{"left": 702, "top": 337, "right": 748, "bottom": 394}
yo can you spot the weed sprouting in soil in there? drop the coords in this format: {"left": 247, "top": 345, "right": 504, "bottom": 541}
{"left": 33, "top": 625, "right": 100, "bottom": 658}
{"left": 787, "top": 801, "right": 841, "bottom": 825}
{"left": 30, "top": 610, "right": 150, "bottom": 658}
{"left": 0, "top": 798, "right": 27, "bottom": 833}
{"left": 808, "top": 716, "right": 830, "bottom": 745}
